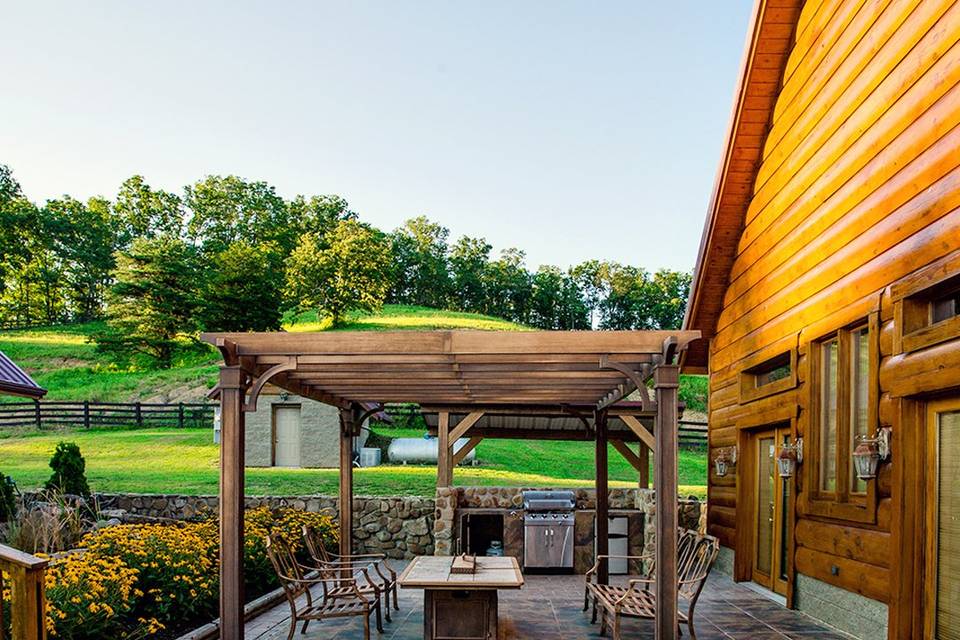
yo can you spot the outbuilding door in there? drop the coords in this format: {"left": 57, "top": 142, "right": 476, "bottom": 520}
{"left": 272, "top": 405, "right": 301, "bottom": 467}
{"left": 925, "top": 397, "right": 960, "bottom": 639}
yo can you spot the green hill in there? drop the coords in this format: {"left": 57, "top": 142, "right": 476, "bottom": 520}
{"left": 0, "top": 304, "right": 705, "bottom": 411}
{"left": 0, "top": 305, "right": 527, "bottom": 403}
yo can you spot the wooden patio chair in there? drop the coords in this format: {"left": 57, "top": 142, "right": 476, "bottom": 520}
{"left": 583, "top": 528, "right": 697, "bottom": 614}
{"left": 302, "top": 524, "right": 400, "bottom": 617}
{"left": 266, "top": 534, "right": 384, "bottom": 640}
{"left": 586, "top": 530, "right": 719, "bottom": 640}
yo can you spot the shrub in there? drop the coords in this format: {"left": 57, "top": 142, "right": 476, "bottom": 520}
{"left": 0, "top": 473, "right": 15, "bottom": 522}
{"left": 44, "top": 442, "right": 90, "bottom": 497}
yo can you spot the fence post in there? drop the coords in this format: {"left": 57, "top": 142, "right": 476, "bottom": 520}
{"left": 83, "top": 401, "right": 90, "bottom": 429}
{"left": 135, "top": 402, "right": 142, "bottom": 427}
{"left": 34, "top": 400, "right": 41, "bottom": 431}
{"left": 178, "top": 403, "right": 185, "bottom": 429}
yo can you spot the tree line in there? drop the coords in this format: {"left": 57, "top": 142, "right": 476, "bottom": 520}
{"left": 0, "top": 163, "right": 690, "bottom": 368}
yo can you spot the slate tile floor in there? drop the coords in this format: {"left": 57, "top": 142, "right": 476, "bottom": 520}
{"left": 246, "top": 567, "right": 852, "bottom": 639}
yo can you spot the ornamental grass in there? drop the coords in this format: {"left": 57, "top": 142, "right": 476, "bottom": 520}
{"left": 3, "top": 507, "right": 337, "bottom": 639}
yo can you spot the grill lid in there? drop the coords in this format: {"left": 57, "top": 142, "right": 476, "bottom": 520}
{"left": 522, "top": 489, "right": 576, "bottom": 511}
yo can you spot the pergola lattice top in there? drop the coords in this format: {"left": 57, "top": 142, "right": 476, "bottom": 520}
{"left": 201, "top": 330, "right": 700, "bottom": 409}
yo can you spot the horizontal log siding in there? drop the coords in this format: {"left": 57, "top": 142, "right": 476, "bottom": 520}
{"left": 706, "top": 0, "right": 960, "bottom": 606}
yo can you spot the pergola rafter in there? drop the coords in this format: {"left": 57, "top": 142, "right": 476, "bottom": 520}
{"left": 202, "top": 329, "right": 699, "bottom": 640}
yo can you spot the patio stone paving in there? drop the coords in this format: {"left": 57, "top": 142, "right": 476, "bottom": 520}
{"left": 246, "top": 566, "right": 852, "bottom": 639}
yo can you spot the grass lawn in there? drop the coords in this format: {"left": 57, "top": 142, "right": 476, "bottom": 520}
{"left": 0, "top": 427, "right": 707, "bottom": 498}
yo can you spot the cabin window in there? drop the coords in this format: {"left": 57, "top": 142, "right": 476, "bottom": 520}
{"left": 819, "top": 338, "right": 838, "bottom": 493}
{"left": 899, "top": 273, "right": 960, "bottom": 353}
{"left": 932, "top": 288, "right": 960, "bottom": 324}
{"left": 806, "top": 314, "right": 879, "bottom": 522}
{"left": 739, "top": 349, "right": 796, "bottom": 403}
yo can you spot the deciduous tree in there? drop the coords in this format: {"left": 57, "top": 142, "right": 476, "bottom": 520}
{"left": 284, "top": 220, "right": 393, "bottom": 326}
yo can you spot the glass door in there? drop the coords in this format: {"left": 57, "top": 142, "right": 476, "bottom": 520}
{"left": 753, "top": 431, "right": 776, "bottom": 590}
{"left": 752, "top": 426, "right": 791, "bottom": 596}
{"left": 926, "top": 397, "right": 960, "bottom": 639}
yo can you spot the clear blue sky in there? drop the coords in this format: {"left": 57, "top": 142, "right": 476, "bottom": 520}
{"left": 2, "top": 1, "right": 752, "bottom": 272}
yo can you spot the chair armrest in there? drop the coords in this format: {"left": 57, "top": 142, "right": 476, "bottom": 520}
{"left": 331, "top": 552, "right": 387, "bottom": 561}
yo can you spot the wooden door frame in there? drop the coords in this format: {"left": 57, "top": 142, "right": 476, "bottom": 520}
{"left": 270, "top": 402, "right": 302, "bottom": 467}
{"left": 735, "top": 405, "right": 798, "bottom": 606}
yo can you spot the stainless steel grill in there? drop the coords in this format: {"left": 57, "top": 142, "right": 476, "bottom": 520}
{"left": 522, "top": 490, "right": 575, "bottom": 569}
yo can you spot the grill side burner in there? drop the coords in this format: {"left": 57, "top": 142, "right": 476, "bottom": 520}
{"left": 522, "top": 490, "right": 576, "bottom": 569}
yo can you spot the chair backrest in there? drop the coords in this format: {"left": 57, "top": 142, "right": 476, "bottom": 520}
{"left": 266, "top": 535, "right": 308, "bottom": 601}
{"left": 677, "top": 533, "right": 719, "bottom": 601}
{"left": 302, "top": 525, "right": 332, "bottom": 566}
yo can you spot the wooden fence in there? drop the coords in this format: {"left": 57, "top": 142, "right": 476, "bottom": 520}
{"left": 677, "top": 420, "right": 708, "bottom": 447}
{"left": 0, "top": 401, "right": 215, "bottom": 430}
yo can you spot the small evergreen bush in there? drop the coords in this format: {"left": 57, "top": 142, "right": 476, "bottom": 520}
{"left": 0, "top": 473, "right": 16, "bottom": 522}
{"left": 44, "top": 442, "right": 91, "bottom": 497}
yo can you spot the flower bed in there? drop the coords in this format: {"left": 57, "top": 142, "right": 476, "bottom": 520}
{"left": 3, "top": 507, "right": 337, "bottom": 639}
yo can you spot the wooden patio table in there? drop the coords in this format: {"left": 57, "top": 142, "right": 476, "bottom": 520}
{"left": 398, "top": 555, "right": 524, "bottom": 640}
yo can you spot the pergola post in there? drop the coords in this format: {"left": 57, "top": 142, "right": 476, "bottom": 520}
{"left": 654, "top": 363, "right": 680, "bottom": 640}
{"left": 437, "top": 411, "right": 452, "bottom": 487}
{"left": 639, "top": 443, "right": 650, "bottom": 489}
{"left": 595, "top": 409, "right": 609, "bottom": 585}
{"left": 339, "top": 406, "right": 356, "bottom": 557}
{"left": 218, "top": 365, "right": 246, "bottom": 640}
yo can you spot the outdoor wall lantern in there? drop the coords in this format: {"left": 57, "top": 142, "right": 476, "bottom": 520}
{"left": 776, "top": 440, "right": 802, "bottom": 478}
{"left": 853, "top": 427, "right": 892, "bottom": 481}
{"left": 713, "top": 446, "right": 737, "bottom": 478}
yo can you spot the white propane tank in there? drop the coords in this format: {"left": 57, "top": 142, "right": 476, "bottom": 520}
{"left": 387, "top": 437, "right": 477, "bottom": 464}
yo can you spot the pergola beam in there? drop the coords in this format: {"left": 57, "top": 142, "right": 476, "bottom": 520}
{"left": 621, "top": 414, "right": 656, "bottom": 451}
{"left": 448, "top": 411, "right": 485, "bottom": 442}
{"left": 611, "top": 439, "right": 650, "bottom": 489}
{"left": 453, "top": 436, "right": 483, "bottom": 466}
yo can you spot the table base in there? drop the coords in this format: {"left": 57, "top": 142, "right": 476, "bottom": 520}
{"left": 424, "top": 588, "right": 498, "bottom": 640}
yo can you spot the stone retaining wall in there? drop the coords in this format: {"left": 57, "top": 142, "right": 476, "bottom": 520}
{"left": 77, "top": 490, "right": 702, "bottom": 563}
{"left": 91, "top": 493, "right": 435, "bottom": 559}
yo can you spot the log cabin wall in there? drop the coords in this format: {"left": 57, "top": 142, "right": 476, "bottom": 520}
{"left": 692, "top": 0, "right": 960, "bottom": 638}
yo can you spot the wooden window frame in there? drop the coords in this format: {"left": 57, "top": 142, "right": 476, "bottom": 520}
{"left": 738, "top": 336, "right": 798, "bottom": 404}
{"left": 892, "top": 249, "right": 960, "bottom": 354}
{"left": 803, "top": 312, "right": 879, "bottom": 524}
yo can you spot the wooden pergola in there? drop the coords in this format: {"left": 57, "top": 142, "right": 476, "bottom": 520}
{"left": 202, "top": 329, "right": 699, "bottom": 640}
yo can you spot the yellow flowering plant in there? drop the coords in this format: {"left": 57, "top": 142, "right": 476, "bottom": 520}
{"left": 81, "top": 522, "right": 219, "bottom": 625}
{"left": 39, "top": 552, "right": 161, "bottom": 639}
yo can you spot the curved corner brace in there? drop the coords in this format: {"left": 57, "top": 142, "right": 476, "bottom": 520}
{"left": 354, "top": 404, "right": 385, "bottom": 436}
{"left": 599, "top": 355, "right": 654, "bottom": 412}
{"left": 243, "top": 357, "right": 297, "bottom": 412}
{"left": 661, "top": 336, "right": 679, "bottom": 365}
{"left": 560, "top": 404, "right": 592, "bottom": 433}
